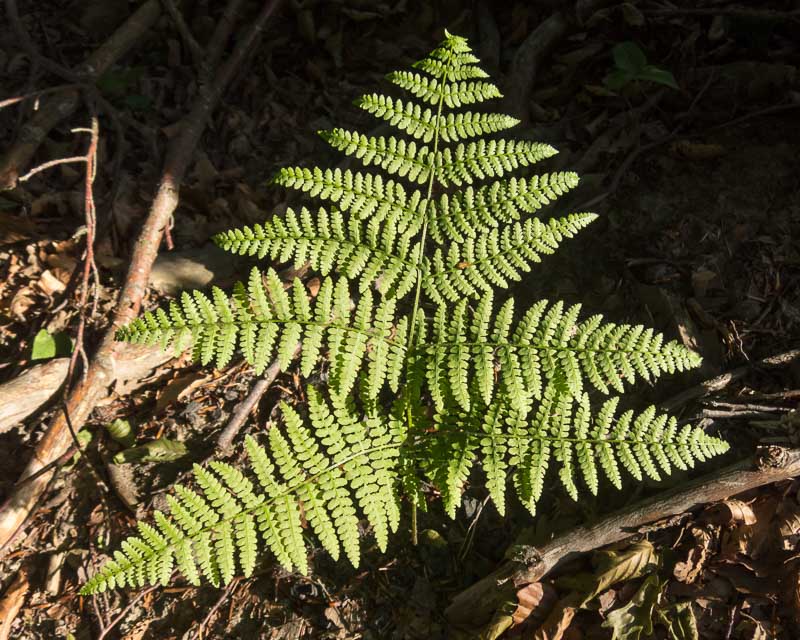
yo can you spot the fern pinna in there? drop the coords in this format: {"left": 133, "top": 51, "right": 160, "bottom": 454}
{"left": 82, "top": 32, "right": 728, "bottom": 595}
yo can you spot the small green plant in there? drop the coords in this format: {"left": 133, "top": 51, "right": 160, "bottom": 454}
{"left": 81, "top": 31, "right": 726, "bottom": 595}
{"left": 604, "top": 41, "right": 679, "bottom": 92}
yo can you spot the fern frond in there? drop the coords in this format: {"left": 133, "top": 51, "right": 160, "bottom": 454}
{"left": 423, "top": 213, "right": 598, "bottom": 303}
{"left": 435, "top": 140, "right": 558, "bottom": 187}
{"left": 426, "top": 386, "right": 729, "bottom": 517}
{"left": 273, "top": 167, "right": 424, "bottom": 233}
{"left": 80, "top": 388, "right": 403, "bottom": 594}
{"left": 428, "top": 172, "right": 581, "bottom": 244}
{"left": 116, "top": 267, "right": 406, "bottom": 398}
{"left": 213, "top": 207, "right": 420, "bottom": 298}
{"left": 320, "top": 129, "right": 433, "bottom": 183}
{"left": 90, "top": 29, "right": 732, "bottom": 596}
{"left": 421, "top": 294, "right": 703, "bottom": 411}
{"left": 387, "top": 71, "right": 502, "bottom": 107}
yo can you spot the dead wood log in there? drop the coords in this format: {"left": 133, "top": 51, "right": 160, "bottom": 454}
{"left": 0, "top": 359, "right": 69, "bottom": 433}
{"left": 0, "top": 0, "right": 162, "bottom": 189}
{"left": 445, "top": 446, "right": 800, "bottom": 628}
{"left": 0, "top": 0, "right": 286, "bottom": 552}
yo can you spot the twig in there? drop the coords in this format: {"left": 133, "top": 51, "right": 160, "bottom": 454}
{"left": 161, "top": 0, "right": 204, "bottom": 64}
{"left": 216, "top": 344, "right": 300, "bottom": 451}
{"left": 660, "top": 349, "right": 800, "bottom": 412}
{"left": 0, "top": 0, "right": 286, "bottom": 552}
{"left": 17, "top": 155, "right": 87, "bottom": 182}
{"left": 446, "top": 445, "right": 800, "bottom": 627}
{"left": 189, "top": 578, "right": 240, "bottom": 640}
{"left": 0, "top": 84, "right": 83, "bottom": 110}
{"left": 97, "top": 583, "right": 161, "bottom": 640}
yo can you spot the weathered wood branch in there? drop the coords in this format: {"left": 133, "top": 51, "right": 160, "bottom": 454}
{"left": 446, "top": 446, "right": 800, "bottom": 628}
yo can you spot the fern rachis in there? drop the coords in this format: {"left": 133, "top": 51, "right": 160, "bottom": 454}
{"left": 82, "top": 31, "right": 728, "bottom": 596}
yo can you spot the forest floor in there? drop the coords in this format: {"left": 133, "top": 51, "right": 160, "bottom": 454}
{"left": 1, "top": 1, "right": 799, "bottom": 639}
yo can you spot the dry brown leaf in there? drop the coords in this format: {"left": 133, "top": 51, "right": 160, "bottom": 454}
{"left": 703, "top": 499, "right": 757, "bottom": 526}
{"left": 155, "top": 370, "right": 210, "bottom": 413}
{"left": 38, "top": 269, "right": 67, "bottom": 296}
{"left": 674, "top": 527, "right": 715, "bottom": 584}
{"left": 778, "top": 501, "right": 800, "bottom": 550}
{"left": 720, "top": 496, "right": 780, "bottom": 561}
{"left": 530, "top": 593, "right": 581, "bottom": 640}
{"left": 512, "top": 582, "right": 557, "bottom": 626}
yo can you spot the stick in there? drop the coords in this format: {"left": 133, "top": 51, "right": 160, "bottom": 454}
{"left": 216, "top": 344, "right": 300, "bottom": 451}
{"left": 0, "top": 0, "right": 286, "bottom": 553}
{"left": 503, "top": 11, "right": 568, "bottom": 121}
{"left": 445, "top": 446, "right": 800, "bottom": 627}
{"left": 660, "top": 349, "right": 800, "bottom": 412}
{"left": 0, "top": 0, "right": 162, "bottom": 189}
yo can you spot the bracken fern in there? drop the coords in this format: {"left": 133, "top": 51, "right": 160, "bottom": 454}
{"left": 82, "top": 31, "right": 728, "bottom": 595}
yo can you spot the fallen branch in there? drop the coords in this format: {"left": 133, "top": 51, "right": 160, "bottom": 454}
{"left": 216, "top": 344, "right": 300, "bottom": 451}
{"left": 0, "top": 359, "right": 69, "bottom": 433}
{"left": 0, "top": 0, "right": 286, "bottom": 552}
{"left": 660, "top": 348, "right": 800, "bottom": 412}
{"left": 0, "top": 0, "right": 162, "bottom": 189}
{"left": 503, "top": 11, "right": 568, "bottom": 121}
{"left": 445, "top": 445, "right": 800, "bottom": 628}
{"left": 0, "top": 567, "right": 29, "bottom": 640}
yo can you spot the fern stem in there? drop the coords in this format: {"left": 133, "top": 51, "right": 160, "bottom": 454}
{"left": 403, "top": 45, "right": 452, "bottom": 546}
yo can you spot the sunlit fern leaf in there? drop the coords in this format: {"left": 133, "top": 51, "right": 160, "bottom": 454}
{"left": 421, "top": 294, "right": 703, "bottom": 412}
{"left": 427, "top": 385, "right": 729, "bottom": 518}
{"left": 81, "top": 388, "right": 404, "bottom": 595}
{"left": 428, "top": 171, "right": 581, "bottom": 244}
{"left": 214, "top": 207, "right": 420, "bottom": 298}
{"left": 116, "top": 267, "right": 406, "bottom": 396}
{"left": 387, "top": 71, "right": 502, "bottom": 107}
{"left": 424, "top": 213, "right": 598, "bottom": 304}
{"left": 89, "top": 29, "right": 731, "bottom": 596}
{"left": 272, "top": 167, "right": 424, "bottom": 232}
{"left": 435, "top": 140, "right": 558, "bottom": 188}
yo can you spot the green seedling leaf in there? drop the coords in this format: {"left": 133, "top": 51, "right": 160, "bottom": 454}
{"left": 603, "top": 69, "right": 634, "bottom": 91}
{"left": 113, "top": 438, "right": 187, "bottom": 464}
{"left": 31, "top": 329, "right": 72, "bottom": 361}
{"left": 106, "top": 418, "right": 136, "bottom": 448}
{"left": 637, "top": 65, "right": 679, "bottom": 90}
{"left": 612, "top": 41, "right": 647, "bottom": 74}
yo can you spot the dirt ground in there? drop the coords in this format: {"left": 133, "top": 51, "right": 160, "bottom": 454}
{"left": 1, "top": 1, "right": 799, "bottom": 638}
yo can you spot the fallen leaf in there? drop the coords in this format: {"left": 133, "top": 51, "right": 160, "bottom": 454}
{"left": 602, "top": 574, "right": 662, "bottom": 640}
{"left": 584, "top": 540, "right": 658, "bottom": 605}
{"left": 658, "top": 601, "right": 699, "bottom": 640}
{"left": 155, "top": 370, "right": 209, "bottom": 413}
{"left": 38, "top": 269, "right": 66, "bottom": 295}
{"left": 512, "top": 582, "right": 557, "bottom": 626}
{"left": 703, "top": 499, "right": 757, "bottom": 527}
{"left": 113, "top": 438, "right": 187, "bottom": 464}
{"left": 674, "top": 527, "right": 714, "bottom": 584}
{"left": 530, "top": 593, "right": 581, "bottom": 640}
{"left": 778, "top": 501, "right": 800, "bottom": 550}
